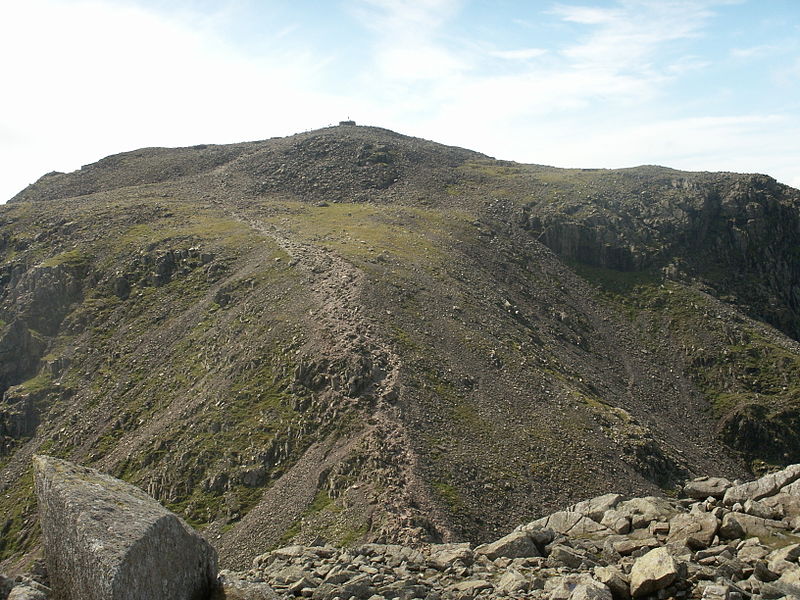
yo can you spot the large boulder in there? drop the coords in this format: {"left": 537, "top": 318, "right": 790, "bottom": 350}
{"left": 567, "top": 494, "right": 625, "bottom": 522}
{"left": 522, "top": 511, "right": 612, "bottom": 538}
{"left": 722, "top": 464, "right": 800, "bottom": 506}
{"left": 682, "top": 476, "right": 732, "bottom": 500}
{"left": 33, "top": 455, "right": 218, "bottom": 600}
{"left": 474, "top": 530, "right": 541, "bottom": 559}
{"left": 614, "top": 497, "right": 678, "bottom": 529}
{"left": 718, "top": 512, "right": 787, "bottom": 540}
{"left": 666, "top": 512, "right": 719, "bottom": 549}
{"left": 427, "top": 543, "right": 474, "bottom": 570}
{"left": 629, "top": 547, "right": 679, "bottom": 598}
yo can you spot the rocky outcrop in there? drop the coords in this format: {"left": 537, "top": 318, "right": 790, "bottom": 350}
{"left": 0, "top": 320, "right": 46, "bottom": 395}
{"left": 518, "top": 172, "right": 800, "bottom": 340}
{"left": 32, "top": 455, "right": 218, "bottom": 600}
{"left": 723, "top": 464, "right": 800, "bottom": 506}
{"left": 212, "top": 465, "right": 800, "bottom": 600}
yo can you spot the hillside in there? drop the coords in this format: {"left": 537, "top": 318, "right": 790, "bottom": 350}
{"left": 2, "top": 124, "right": 800, "bottom": 570}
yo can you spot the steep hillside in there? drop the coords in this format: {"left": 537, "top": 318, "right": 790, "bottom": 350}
{"left": 1, "top": 125, "right": 799, "bottom": 570}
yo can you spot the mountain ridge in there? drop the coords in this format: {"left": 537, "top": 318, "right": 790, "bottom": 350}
{"left": 1, "top": 125, "right": 799, "bottom": 571}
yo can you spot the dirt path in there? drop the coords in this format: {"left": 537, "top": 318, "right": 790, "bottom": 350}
{"left": 213, "top": 210, "right": 444, "bottom": 557}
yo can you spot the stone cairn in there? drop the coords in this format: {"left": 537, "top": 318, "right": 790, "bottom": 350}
{"left": 4, "top": 459, "right": 800, "bottom": 599}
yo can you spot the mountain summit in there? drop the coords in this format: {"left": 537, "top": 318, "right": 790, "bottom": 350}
{"left": 2, "top": 125, "right": 800, "bottom": 569}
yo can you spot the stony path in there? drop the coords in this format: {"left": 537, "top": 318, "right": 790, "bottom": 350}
{"left": 212, "top": 212, "right": 440, "bottom": 564}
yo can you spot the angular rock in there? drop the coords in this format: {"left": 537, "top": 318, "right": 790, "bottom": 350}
{"left": 217, "top": 572, "right": 280, "bottom": 600}
{"left": 762, "top": 492, "right": 800, "bottom": 519}
{"left": 428, "top": 543, "right": 473, "bottom": 570}
{"left": 545, "top": 574, "right": 596, "bottom": 600}
{"left": 743, "top": 499, "right": 782, "bottom": 520}
{"left": 761, "top": 565, "right": 800, "bottom": 599}
{"left": 323, "top": 565, "right": 359, "bottom": 584}
{"left": 523, "top": 511, "right": 612, "bottom": 538}
{"left": 699, "top": 583, "right": 734, "bottom": 600}
{"left": 767, "top": 543, "right": 800, "bottom": 575}
{"left": 568, "top": 494, "right": 625, "bottom": 522}
{"left": 753, "top": 560, "right": 781, "bottom": 582}
{"left": 547, "top": 544, "right": 587, "bottom": 569}
{"left": 312, "top": 574, "right": 374, "bottom": 600}
{"left": 737, "top": 542, "right": 770, "bottom": 563}
{"left": 568, "top": 582, "right": 613, "bottom": 600}
{"left": 496, "top": 569, "right": 529, "bottom": 594}
{"left": 33, "top": 455, "right": 218, "bottom": 600}
{"left": 723, "top": 464, "right": 800, "bottom": 506}
{"left": 599, "top": 510, "right": 631, "bottom": 534}
{"left": 683, "top": 476, "right": 733, "bottom": 500}
{"left": 612, "top": 537, "right": 659, "bottom": 556}
{"left": 448, "top": 579, "right": 493, "bottom": 597}
{"left": 718, "top": 512, "right": 787, "bottom": 540}
{"left": 593, "top": 565, "right": 631, "bottom": 600}
{"left": 7, "top": 582, "right": 48, "bottom": 600}
{"left": 629, "top": 547, "right": 679, "bottom": 598}
{"left": 667, "top": 512, "right": 719, "bottom": 549}
{"left": 474, "top": 530, "right": 540, "bottom": 559}
{"left": 781, "top": 479, "right": 800, "bottom": 496}
{"left": 616, "top": 497, "right": 678, "bottom": 529}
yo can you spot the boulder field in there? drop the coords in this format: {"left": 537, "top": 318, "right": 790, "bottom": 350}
{"left": 4, "top": 458, "right": 800, "bottom": 599}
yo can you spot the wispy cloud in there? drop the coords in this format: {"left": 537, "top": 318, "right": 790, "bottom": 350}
{"left": 349, "top": 0, "right": 466, "bottom": 81}
{"left": 0, "top": 0, "right": 346, "bottom": 200}
{"left": 552, "top": 1, "right": 714, "bottom": 72}
{"left": 731, "top": 44, "right": 779, "bottom": 59}
{"left": 489, "top": 48, "right": 549, "bottom": 61}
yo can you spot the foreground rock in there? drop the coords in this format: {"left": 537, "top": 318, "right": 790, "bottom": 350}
{"left": 8, "top": 462, "right": 800, "bottom": 599}
{"left": 217, "top": 464, "right": 800, "bottom": 600}
{"left": 32, "top": 455, "right": 218, "bottom": 600}
{"left": 629, "top": 547, "right": 678, "bottom": 597}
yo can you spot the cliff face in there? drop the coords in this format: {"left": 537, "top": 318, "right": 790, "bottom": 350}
{"left": 515, "top": 169, "right": 800, "bottom": 338}
{"left": 1, "top": 125, "right": 799, "bottom": 570}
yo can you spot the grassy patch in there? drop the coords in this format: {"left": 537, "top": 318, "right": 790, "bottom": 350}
{"left": 305, "top": 489, "right": 334, "bottom": 515}
{"left": 0, "top": 471, "right": 38, "bottom": 561}
{"left": 432, "top": 481, "right": 464, "bottom": 513}
{"left": 40, "top": 249, "right": 91, "bottom": 269}
{"left": 568, "top": 261, "right": 662, "bottom": 296}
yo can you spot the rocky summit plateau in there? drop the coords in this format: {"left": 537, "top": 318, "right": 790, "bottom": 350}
{"left": 1, "top": 124, "right": 800, "bottom": 597}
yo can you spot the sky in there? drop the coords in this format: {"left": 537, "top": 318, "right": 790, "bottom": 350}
{"left": 1, "top": 0, "right": 799, "bottom": 202}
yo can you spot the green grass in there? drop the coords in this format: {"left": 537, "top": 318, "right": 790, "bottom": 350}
{"left": 305, "top": 489, "right": 334, "bottom": 515}
{"left": 568, "top": 261, "right": 662, "bottom": 296}
{"left": 432, "top": 481, "right": 464, "bottom": 513}
{"left": 40, "top": 249, "right": 91, "bottom": 269}
{"left": 339, "top": 523, "right": 369, "bottom": 546}
{"left": 15, "top": 371, "right": 53, "bottom": 395}
{"left": 0, "top": 471, "right": 38, "bottom": 561}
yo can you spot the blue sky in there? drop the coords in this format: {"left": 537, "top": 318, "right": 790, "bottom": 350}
{"left": 1, "top": 0, "right": 799, "bottom": 202}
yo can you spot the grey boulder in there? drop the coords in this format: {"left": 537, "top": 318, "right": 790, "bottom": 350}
{"left": 33, "top": 455, "right": 218, "bottom": 600}
{"left": 666, "top": 512, "right": 719, "bottom": 549}
{"left": 629, "top": 547, "right": 679, "bottom": 598}
{"left": 723, "top": 464, "right": 800, "bottom": 506}
{"left": 683, "top": 476, "right": 732, "bottom": 500}
{"left": 474, "top": 530, "right": 541, "bottom": 559}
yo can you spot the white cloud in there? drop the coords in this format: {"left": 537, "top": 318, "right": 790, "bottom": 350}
{"left": 1, "top": 0, "right": 796, "bottom": 202}
{"left": 0, "top": 0, "right": 349, "bottom": 201}
{"left": 489, "top": 48, "right": 549, "bottom": 61}
{"left": 731, "top": 44, "right": 777, "bottom": 59}
{"left": 553, "top": 1, "right": 714, "bottom": 72}
{"left": 349, "top": 0, "right": 466, "bottom": 82}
